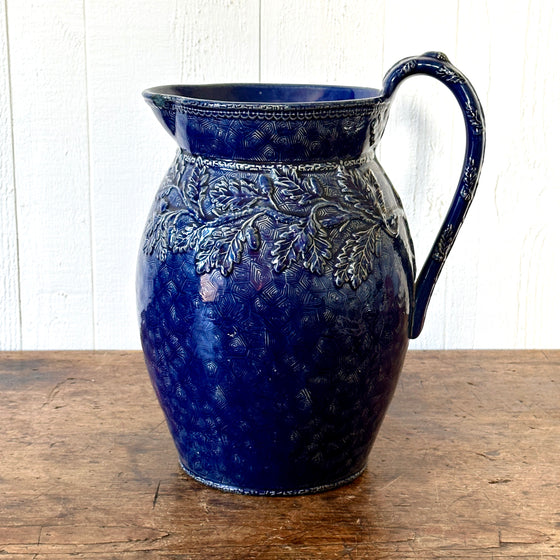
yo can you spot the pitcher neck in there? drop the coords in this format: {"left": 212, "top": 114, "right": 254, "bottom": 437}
{"left": 146, "top": 95, "right": 391, "bottom": 164}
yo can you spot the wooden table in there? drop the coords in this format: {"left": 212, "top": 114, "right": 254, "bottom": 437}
{"left": 1, "top": 351, "right": 558, "bottom": 558}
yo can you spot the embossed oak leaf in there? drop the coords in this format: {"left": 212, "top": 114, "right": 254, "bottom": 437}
{"left": 210, "top": 177, "right": 263, "bottom": 214}
{"left": 195, "top": 225, "right": 248, "bottom": 275}
{"left": 271, "top": 216, "right": 332, "bottom": 275}
{"left": 334, "top": 227, "right": 382, "bottom": 289}
{"left": 270, "top": 167, "right": 322, "bottom": 215}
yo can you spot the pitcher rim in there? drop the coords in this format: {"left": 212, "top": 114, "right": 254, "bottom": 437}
{"left": 143, "top": 83, "right": 386, "bottom": 115}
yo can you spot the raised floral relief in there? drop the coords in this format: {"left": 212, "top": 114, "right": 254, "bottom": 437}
{"left": 431, "top": 224, "right": 454, "bottom": 262}
{"left": 143, "top": 154, "right": 400, "bottom": 290}
{"left": 460, "top": 157, "right": 478, "bottom": 201}
{"left": 465, "top": 101, "right": 484, "bottom": 135}
{"left": 435, "top": 66, "right": 466, "bottom": 84}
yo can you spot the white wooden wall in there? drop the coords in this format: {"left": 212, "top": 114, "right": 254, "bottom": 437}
{"left": 0, "top": 0, "right": 558, "bottom": 350}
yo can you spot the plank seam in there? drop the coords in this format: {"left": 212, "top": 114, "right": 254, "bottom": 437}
{"left": 82, "top": 0, "right": 96, "bottom": 348}
{"left": 3, "top": 0, "right": 22, "bottom": 349}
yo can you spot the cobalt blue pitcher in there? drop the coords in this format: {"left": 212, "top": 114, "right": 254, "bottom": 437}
{"left": 137, "top": 52, "right": 485, "bottom": 495}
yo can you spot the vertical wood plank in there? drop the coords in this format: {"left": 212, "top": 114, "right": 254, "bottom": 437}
{"left": 0, "top": 0, "right": 20, "bottom": 349}
{"left": 85, "top": 0, "right": 260, "bottom": 349}
{"left": 452, "top": 0, "right": 560, "bottom": 349}
{"left": 509, "top": 0, "right": 560, "bottom": 349}
{"left": 7, "top": 0, "right": 93, "bottom": 349}
{"left": 379, "top": 0, "right": 462, "bottom": 349}
{"left": 452, "top": 0, "right": 513, "bottom": 349}
{"left": 260, "top": 0, "right": 386, "bottom": 85}
{"left": 465, "top": 0, "right": 560, "bottom": 348}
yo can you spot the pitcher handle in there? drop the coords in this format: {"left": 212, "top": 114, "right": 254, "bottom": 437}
{"left": 381, "top": 51, "right": 486, "bottom": 339}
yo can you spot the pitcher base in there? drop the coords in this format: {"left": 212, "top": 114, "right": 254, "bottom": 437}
{"left": 179, "top": 461, "right": 366, "bottom": 496}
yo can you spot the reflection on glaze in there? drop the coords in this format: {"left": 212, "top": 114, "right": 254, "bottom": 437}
{"left": 199, "top": 272, "right": 223, "bottom": 302}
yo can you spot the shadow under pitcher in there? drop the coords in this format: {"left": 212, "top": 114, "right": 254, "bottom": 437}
{"left": 137, "top": 51, "right": 486, "bottom": 495}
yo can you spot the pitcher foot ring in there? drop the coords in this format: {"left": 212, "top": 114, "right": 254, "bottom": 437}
{"left": 179, "top": 461, "right": 367, "bottom": 496}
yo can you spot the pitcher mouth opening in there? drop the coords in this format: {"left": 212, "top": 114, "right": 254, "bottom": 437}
{"left": 143, "top": 83, "right": 383, "bottom": 107}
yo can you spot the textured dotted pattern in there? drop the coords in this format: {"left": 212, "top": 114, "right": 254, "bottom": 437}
{"left": 138, "top": 165, "right": 414, "bottom": 494}
{"left": 148, "top": 96, "right": 391, "bottom": 163}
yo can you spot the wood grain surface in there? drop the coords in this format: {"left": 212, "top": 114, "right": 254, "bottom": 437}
{"left": 1, "top": 350, "right": 558, "bottom": 558}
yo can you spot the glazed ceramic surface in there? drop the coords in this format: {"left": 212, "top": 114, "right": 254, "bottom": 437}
{"left": 137, "top": 52, "right": 485, "bottom": 495}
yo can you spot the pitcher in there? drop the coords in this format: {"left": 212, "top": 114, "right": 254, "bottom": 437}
{"left": 137, "top": 51, "right": 485, "bottom": 495}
